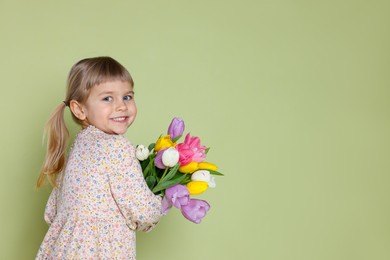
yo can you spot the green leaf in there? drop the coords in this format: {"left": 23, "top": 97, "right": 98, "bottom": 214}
{"left": 146, "top": 175, "right": 157, "bottom": 190}
{"left": 148, "top": 143, "right": 155, "bottom": 151}
{"left": 152, "top": 173, "right": 188, "bottom": 193}
{"left": 150, "top": 163, "right": 158, "bottom": 178}
{"left": 143, "top": 167, "right": 149, "bottom": 177}
{"left": 178, "top": 173, "right": 192, "bottom": 185}
{"left": 205, "top": 147, "right": 210, "bottom": 154}
{"left": 208, "top": 170, "right": 224, "bottom": 176}
{"left": 140, "top": 159, "right": 149, "bottom": 171}
{"left": 171, "top": 135, "right": 182, "bottom": 143}
{"left": 160, "top": 163, "right": 180, "bottom": 182}
{"left": 143, "top": 157, "right": 155, "bottom": 177}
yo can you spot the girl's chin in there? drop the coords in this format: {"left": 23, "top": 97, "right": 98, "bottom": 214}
{"left": 99, "top": 125, "right": 129, "bottom": 135}
{"left": 111, "top": 127, "right": 129, "bottom": 135}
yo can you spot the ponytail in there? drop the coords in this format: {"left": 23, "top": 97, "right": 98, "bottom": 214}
{"left": 36, "top": 102, "right": 69, "bottom": 188}
{"left": 37, "top": 56, "right": 133, "bottom": 188}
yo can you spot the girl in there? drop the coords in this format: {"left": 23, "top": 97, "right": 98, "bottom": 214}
{"left": 36, "top": 57, "right": 162, "bottom": 259}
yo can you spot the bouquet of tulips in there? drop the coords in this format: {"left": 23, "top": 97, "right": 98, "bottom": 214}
{"left": 135, "top": 117, "right": 223, "bottom": 223}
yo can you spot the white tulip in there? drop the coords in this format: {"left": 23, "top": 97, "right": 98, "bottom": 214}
{"left": 208, "top": 175, "right": 216, "bottom": 188}
{"left": 162, "top": 147, "right": 180, "bottom": 167}
{"left": 191, "top": 170, "right": 216, "bottom": 188}
{"left": 135, "top": 145, "right": 149, "bottom": 161}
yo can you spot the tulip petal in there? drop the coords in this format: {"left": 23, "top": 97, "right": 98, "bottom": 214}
{"left": 180, "top": 199, "right": 210, "bottom": 224}
{"left": 162, "top": 147, "right": 180, "bottom": 167}
{"left": 191, "top": 170, "right": 211, "bottom": 182}
{"left": 161, "top": 196, "right": 172, "bottom": 215}
{"left": 187, "top": 181, "right": 208, "bottom": 195}
{"left": 198, "top": 162, "right": 218, "bottom": 171}
{"left": 154, "top": 149, "right": 167, "bottom": 169}
{"left": 135, "top": 145, "right": 149, "bottom": 161}
{"left": 155, "top": 135, "right": 175, "bottom": 152}
{"left": 165, "top": 184, "right": 190, "bottom": 209}
{"left": 168, "top": 117, "right": 185, "bottom": 140}
{"left": 208, "top": 176, "right": 217, "bottom": 188}
{"left": 179, "top": 162, "right": 199, "bottom": 174}
{"left": 176, "top": 143, "right": 194, "bottom": 166}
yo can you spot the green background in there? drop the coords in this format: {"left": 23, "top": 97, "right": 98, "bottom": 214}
{"left": 1, "top": 0, "right": 389, "bottom": 259}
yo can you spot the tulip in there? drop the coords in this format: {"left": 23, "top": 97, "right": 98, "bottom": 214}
{"left": 161, "top": 196, "right": 172, "bottom": 215}
{"left": 154, "top": 135, "right": 175, "bottom": 152}
{"left": 167, "top": 117, "right": 185, "bottom": 140}
{"left": 177, "top": 147, "right": 194, "bottom": 166}
{"left": 187, "top": 181, "right": 208, "bottom": 195}
{"left": 154, "top": 148, "right": 167, "bottom": 169}
{"left": 198, "top": 162, "right": 218, "bottom": 171}
{"left": 162, "top": 147, "right": 180, "bottom": 167}
{"left": 180, "top": 199, "right": 210, "bottom": 224}
{"left": 179, "top": 162, "right": 199, "bottom": 174}
{"left": 135, "top": 145, "right": 149, "bottom": 161}
{"left": 162, "top": 184, "right": 190, "bottom": 214}
{"left": 191, "top": 170, "right": 216, "bottom": 188}
{"left": 184, "top": 133, "right": 207, "bottom": 162}
{"left": 176, "top": 133, "right": 207, "bottom": 164}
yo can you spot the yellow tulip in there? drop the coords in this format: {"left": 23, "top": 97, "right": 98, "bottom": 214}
{"left": 179, "top": 162, "right": 199, "bottom": 174}
{"left": 154, "top": 135, "right": 175, "bottom": 152}
{"left": 198, "top": 162, "right": 218, "bottom": 171}
{"left": 187, "top": 181, "right": 208, "bottom": 195}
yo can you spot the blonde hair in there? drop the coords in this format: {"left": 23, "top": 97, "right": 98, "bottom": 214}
{"left": 37, "top": 56, "right": 134, "bottom": 187}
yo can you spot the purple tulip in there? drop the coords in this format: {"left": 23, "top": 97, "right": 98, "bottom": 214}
{"left": 161, "top": 196, "right": 172, "bottom": 215}
{"left": 154, "top": 148, "right": 167, "bottom": 169}
{"left": 180, "top": 199, "right": 210, "bottom": 224}
{"left": 161, "top": 184, "right": 190, "bottom": 214}
{"left": 168, "top": 117, "right": 185, "bottom": 140}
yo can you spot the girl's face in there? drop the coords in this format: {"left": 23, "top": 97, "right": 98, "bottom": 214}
{"left": 77, "top": 80, "right": 137, "bottom": 135}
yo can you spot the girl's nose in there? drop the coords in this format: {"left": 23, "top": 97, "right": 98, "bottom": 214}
{"left": 116, "top": 100, "right": 128, "bottom": 111}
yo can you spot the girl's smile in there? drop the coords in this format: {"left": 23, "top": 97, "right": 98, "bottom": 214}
{"left": 111, "top": 116, "right": 128, "bottom": 122}
{"left": 72, "top": 80, "right": 137, "bottom": 135}
{"left": 38, "top": 57, "right": 162, "bottom": 259}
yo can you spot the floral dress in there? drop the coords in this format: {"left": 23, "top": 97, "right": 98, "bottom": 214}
{"left": 36, "top": 126, "right": 162, "bottom": 259}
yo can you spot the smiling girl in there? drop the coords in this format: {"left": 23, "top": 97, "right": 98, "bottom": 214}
{"left": 36, "top": 57, "right": 162, "bottom": 259}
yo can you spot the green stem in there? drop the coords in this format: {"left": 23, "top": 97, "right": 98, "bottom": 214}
{"left": 143, "top": 159, "right": 152, "bottom": 177}
{"left": 160, "top": 167, "right": 169, "bottom": 181}
{"left": 153, "top": 167, "right": 169, "bottom": 194}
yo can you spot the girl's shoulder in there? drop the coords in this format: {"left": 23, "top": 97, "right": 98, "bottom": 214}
{"left": 76, "top": 125, "right": 134, "bottom": 150}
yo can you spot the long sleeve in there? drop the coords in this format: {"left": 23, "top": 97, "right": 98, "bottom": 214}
{"left": 107, "top": 136, "right": 162, "bottom": 232}
{"left": 37, "top": 126, "right": 158, "bottom": 259}
{"left": 43, "top": 187, "right": 58, "bottom": 225}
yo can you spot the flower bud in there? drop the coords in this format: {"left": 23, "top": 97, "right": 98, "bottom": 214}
{"left": 179, "top": 162, "right": 199, "bottom": 174}
{"left": 162, "top": 184, "right": 190, "bottom": 214}
{"left": 180, "top": 199, "right": 210, "bottom": 224}
{"left": 154, "top": 149, "right": 166, "bottom": 169}
{"left": 154, "top": 135, "right": 175, "bottom": 152}
{"left": 187, "top": 181, "right": 208, "bottom": 195}
{"left": 198, "top": 162, "right": 218, "bottom": 171}
{"left": 135, "top": 145, "right": 149, "bottom": 161}
{"left": 191, "top": 170, "right": 216, "bottom": 188}
{"left": 167, "top": 117, "right": 185, "bottom": 140}
{"left": 162, "top": 147, "right": 180, "bottom": 167}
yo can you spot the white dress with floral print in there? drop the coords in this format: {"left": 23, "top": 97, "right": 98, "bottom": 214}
{"left": 36, "top": 126, "right": 162, "bottom": 259}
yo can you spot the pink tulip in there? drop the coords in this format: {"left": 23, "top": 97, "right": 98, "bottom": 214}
{"left": 180, "top": 199, "right": 210, "bottom": 224}
{"left": 176, "top": 133, "right": 207, "bottom": 165}
{"left": 176, "top": 146, "right": 194, "bottom": 166}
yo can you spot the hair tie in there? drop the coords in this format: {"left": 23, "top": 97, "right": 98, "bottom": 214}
{"left": 63, "top": 101, "right": 68, "bottom": 107}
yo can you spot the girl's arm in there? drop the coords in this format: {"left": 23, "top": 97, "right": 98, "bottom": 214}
{"left": 108, "top": 136, "right": 162, "bottom": 232}
{"left": 43, "top": 187, "right": 58, "bottom": 225}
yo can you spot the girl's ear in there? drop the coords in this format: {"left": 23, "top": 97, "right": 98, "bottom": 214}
{"left": 69, "top": 100, "right": 87, "bottom": 121}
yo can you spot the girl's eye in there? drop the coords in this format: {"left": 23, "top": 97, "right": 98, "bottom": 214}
{"left": 103, "top": 96, "right": 113, "bottom": 102}
{"left": 124, "top": 95, "right": 133, "bottom": 101}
